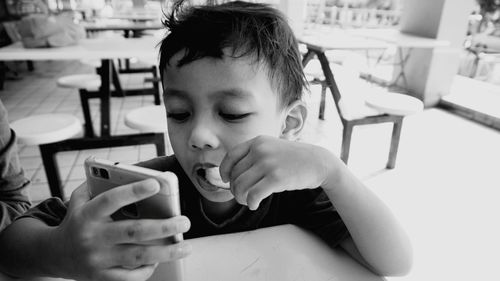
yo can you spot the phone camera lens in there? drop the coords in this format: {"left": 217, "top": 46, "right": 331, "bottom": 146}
{"left": 91, "top": 167, "right": 99, "bottom": 176}
{"left": 99, "top": 168, "right": 109, "bottom": 179}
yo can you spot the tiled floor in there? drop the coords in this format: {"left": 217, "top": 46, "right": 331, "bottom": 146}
{"left": 1, "top": 60, "right": 500, "bottom": 280}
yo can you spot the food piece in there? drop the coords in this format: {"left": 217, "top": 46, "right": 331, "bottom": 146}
{"left": 205, "top": 167, "right": 230, "bottom": 189}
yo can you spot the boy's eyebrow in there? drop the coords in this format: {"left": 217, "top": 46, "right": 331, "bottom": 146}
{"left": 163, "top": 88, "right": 188, "bottom": 99}
{"left": 164, "top": 87, "right": 255, "bottom": 101}
{"left": 212, "top": 88, "right": 254, "bottom": 100}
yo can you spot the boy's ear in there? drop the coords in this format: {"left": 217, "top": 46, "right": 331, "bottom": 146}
{"left": 280, "top": 100, "right": 308, "bottom": 141}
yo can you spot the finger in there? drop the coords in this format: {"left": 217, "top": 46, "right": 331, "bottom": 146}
{"left": 228, "top": 150, "right": 254, "bottom": 182}
{"left": 220, "top": 139, "right": 253, "bottom": 183}
{"left": 84, "top": 179, "right": 160, "bottom": 220}
{"left": 113, "top": 242, "right": 192, "bottom": 268}
{"left": 246, "top": 178, "right": 278, "bottom": 211}
{"left": 100, "top": 264, "right": 157, "bottom": 281}
{"left": 231, "top": 165, "right": 264, "bottom": 206}
{"left": 67, "top": 182, "right": 91, "bottom": 209}
{"left": 101, "top": 216, "right": 191, "bottom": 244}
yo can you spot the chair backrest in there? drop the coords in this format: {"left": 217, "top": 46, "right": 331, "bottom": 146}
{"left": 303, "top": 57, "right": 382, "bottom": 121}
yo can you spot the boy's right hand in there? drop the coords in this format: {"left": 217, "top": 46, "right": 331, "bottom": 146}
{"left": 51, "top": 179, "right": 191, "bottom": 281}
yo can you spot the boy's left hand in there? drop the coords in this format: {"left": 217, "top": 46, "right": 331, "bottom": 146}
{"left": 220, "top": 136, "right": 334, "bottom": 210}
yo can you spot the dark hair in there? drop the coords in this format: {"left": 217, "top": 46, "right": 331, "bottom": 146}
{"left": 159, "top": 0, "right": 307, "bottom": 108}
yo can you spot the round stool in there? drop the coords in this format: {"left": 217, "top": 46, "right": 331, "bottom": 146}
{"left": 11, "top": 114, "right": 82, "bottom": 145}
{"left": 57, "top": 74, "right": 101, "bottom": 90}
{"left": 80, "top": 59, "right": 101, "bottom": 68}
{"left": 364, "top": 92, "right": 424, "bottom": 116}
{"left": 125, "top": 105, "right": 170, "bottom": 155}
{"left": 56, "top": 74, "right": 110, "bottom": 137}
{"left": 10, "top": 114, "right": 82, "bottom": 199}
{"left": 125, "top": 105, "right": 167, "bottom": 132}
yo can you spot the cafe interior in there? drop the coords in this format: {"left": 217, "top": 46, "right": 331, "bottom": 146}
{"left": 0, "top": 0, "right": 499, "bottom": 280}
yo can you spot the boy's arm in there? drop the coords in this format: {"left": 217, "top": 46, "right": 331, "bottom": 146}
{"left": 220, "top": 136, "right": 412, "bottom": 276}
{"left": 321, "top": 153, "right": 413, "bottom": 276}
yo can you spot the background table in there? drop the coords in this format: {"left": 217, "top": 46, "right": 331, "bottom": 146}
{"left": 82, "top": 20, "right": 163, "bottom": 38}
{"left": 0, "top": 35, "right": 165, "bottom": 199}
{"left": 0, "top": 225, "right": 385, "bottom": 281}
{"left": 346, "top": 28, "right": 450, "bottom": 86}
{"left": 0, "top": 34, "right": 160, "bottom": 136}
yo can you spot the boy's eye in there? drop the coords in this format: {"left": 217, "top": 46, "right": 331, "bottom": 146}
{"left": 167, "top": 112, "right": 190, "bottom": 122}
{"left": 219, "top": 112, "right": 251, "bottom": 121}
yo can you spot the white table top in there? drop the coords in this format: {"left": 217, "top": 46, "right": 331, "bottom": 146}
{"left": 347, "top": 28, "right": 450, "bottom": 48}
{"left": 0, "top": 34, "right": 161, "bottom": 61}
{"left": 82, "top": 19, "right": 163, "bottom": 31}
{"left": 299, "top": 29, "right": 390, "bottom": 51}
{"left": 0, "top": 225, "right": 384, "bottom": 281}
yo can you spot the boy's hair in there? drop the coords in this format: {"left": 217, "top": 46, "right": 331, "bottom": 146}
{"left": 159, "top": 0, "right": 307, "bottom": 108}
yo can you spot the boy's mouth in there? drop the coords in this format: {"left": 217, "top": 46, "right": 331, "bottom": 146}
{"left": 194, "top": 165, "right": 230, "bottom": 191}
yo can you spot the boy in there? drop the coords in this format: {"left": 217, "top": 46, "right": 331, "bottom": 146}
{"left": 0, "top": 1, "right": 412, "bottom": 281}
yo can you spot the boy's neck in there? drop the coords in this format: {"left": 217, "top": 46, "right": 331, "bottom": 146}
{"left": 201, "top": 198, "right": 240, "bottom": 223}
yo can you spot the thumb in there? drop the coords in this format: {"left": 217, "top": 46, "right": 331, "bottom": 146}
{"left": 67, "top": 182, "right": 91, "bottom": 209}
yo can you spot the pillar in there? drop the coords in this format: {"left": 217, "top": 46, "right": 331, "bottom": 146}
{"left": 397, "top": 0, "right": 474, "bottom": 106}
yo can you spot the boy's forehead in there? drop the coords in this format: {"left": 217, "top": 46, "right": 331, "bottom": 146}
{"left": 162, "top": 52, "right": 281, "bottom": 107}
{"left": 164, "top": 49, "right": 277, "bottom": 92}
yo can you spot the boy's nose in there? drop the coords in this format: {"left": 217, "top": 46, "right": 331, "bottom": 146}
{"left": 188, "top": 122, "right": 219, "bottom": 150}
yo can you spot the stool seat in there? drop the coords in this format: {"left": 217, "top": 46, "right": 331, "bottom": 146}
{"left": 125, "top": 105, "right": 167, "bottom": 133}
{"left": 57, "top": 74, "right": 101, "bottom": 90}
{"left": 11, "top": 114, "right": 82, "bottom": 145}
{"left": 80, "top": 59, "right": 101, "bottom": 68}
{"left": 365, "top": 92, "right": 424, "bottom": 116}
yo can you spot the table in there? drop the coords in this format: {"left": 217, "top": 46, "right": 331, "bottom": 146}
{"left": 82, "top": 19, "right": 163, "bottom": 38}
{"left": 0, "top": 225, "right": 385, "bottom": 281}
{"left": 0, "top": 35, "right": 165, "bottom": 198}
{"left": 299, "top": 28, "right": 450, "bottom": 101}
{"left": 346, "top": 28, "right": 450, "bottom": 86}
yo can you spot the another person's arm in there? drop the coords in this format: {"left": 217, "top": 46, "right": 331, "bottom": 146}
{"left": 0, "top": 180, "right": 191, "bottom": 281}
{"left": 0, "top": 99, "right": 31, "bottom": 232}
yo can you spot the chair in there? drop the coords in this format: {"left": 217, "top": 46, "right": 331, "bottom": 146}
{"left": 81, "top": 58, "right": 161, "bottom": 105}
{"left": 56, "top": 73, "right": 102, "bottom": 137}
{"left": 10, "top": 114, "right": 83, "bottom": 198}
{"left": 57, "top": 63, "right": 162, "bottom": 137}
{"left": 303, "top": 59, "right": 423, "bottom": 169}
{"left": 11, "top": 111, "right": 167, "bottom": 199}
{"left": 125, "top": 105, "right": 171, "bottom": 155}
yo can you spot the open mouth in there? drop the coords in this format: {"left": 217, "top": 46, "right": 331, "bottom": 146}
{"left": 196, "top": 167, "right": 230, "bottom": 191}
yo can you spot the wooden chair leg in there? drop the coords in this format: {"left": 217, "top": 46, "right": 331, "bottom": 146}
{"left": 319, "top": 82, "right": 326, "bottom": 120}
{"left": 154, "top": 133, "right": 166, "bottom": 156}
{"left": 340, "top": 123, "right": 354, "bottom": 165}
{"left": 111, "top": 62, "right": 124, "bottom": 97}
{"left": 152, "top": 66, "right": 161, "bottom": 105}
{"left": 26, "top": 60, "right": 34, "bottom": 71}
{"left": 79, "top": 89, "right": 96, "bottom": 138}
{"left": 39, "top": 144, "right": 65, "bottom": 199}
{"left": 387, "top": 119, "right": 403, "bottom": 169}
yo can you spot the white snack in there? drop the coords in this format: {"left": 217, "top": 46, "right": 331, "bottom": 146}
{"left": 205, "top": 167, "right": 230, "bottom": 189}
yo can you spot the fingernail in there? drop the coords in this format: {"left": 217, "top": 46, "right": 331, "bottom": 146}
{"left": 180, "top": 218, "right": 191, "bottom": 232}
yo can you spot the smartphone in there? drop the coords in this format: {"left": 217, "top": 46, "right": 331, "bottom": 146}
{"left": 85, "top": 157, "right": 185, "bottom": 281}
{"left": 84, "top": 156, "right": 182, "bottom": 244}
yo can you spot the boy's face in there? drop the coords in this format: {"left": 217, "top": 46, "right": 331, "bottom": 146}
{"left": 163, "top": 51, "right": 287, "bottom": 203}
